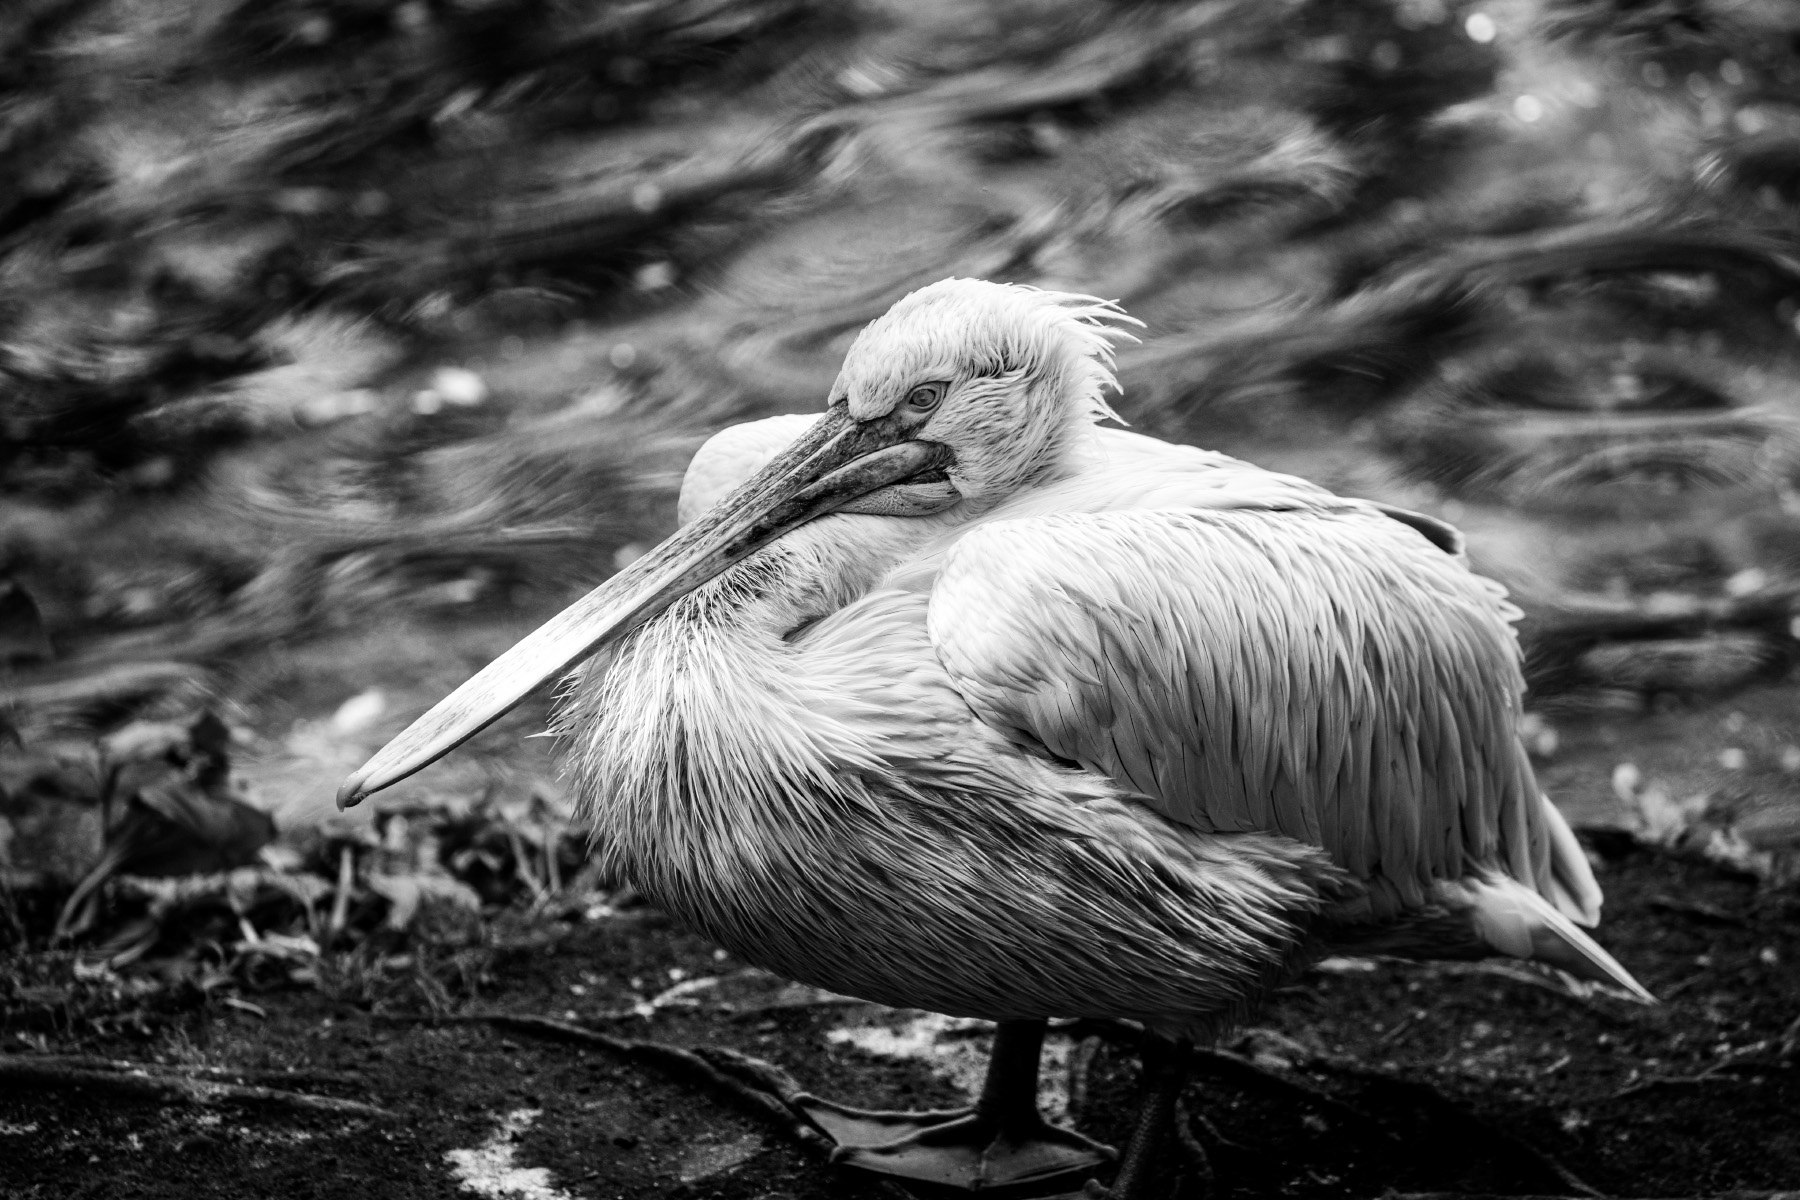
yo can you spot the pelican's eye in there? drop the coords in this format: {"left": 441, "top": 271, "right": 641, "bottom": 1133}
{"left": 904, "top": 382, "right": 948, "bottom": 413}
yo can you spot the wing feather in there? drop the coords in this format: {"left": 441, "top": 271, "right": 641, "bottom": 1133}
{"left": 928, "top": 506, "right": 1564, "bottom": 914}
{"left": 1431, "top": 690, "right": 1468, "bottom": 876}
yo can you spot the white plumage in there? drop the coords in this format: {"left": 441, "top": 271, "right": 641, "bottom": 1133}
{"left": 342, "top": 277, "right": 1649, "bottom": 1196}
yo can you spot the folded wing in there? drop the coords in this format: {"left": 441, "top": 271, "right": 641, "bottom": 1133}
{"left": 927, "top": 504, "right": 1578, "bottom": 923}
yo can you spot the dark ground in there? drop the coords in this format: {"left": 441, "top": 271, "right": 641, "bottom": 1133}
{"left": 6, "top": 763, "right": 1799, "bottom": 1200}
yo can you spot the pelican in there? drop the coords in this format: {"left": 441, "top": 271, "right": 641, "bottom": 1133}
{"left": 340, "top": 279, "right": 1651, "bottom": 1197}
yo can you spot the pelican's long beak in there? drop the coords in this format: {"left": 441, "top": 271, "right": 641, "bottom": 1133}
{"left": 336, "top": 406, "right": 951, "bottom": 809}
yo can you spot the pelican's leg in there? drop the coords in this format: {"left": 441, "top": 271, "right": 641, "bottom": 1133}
{"left": 795, "top": 1018, "right": 1115, "bottom": 1189}
{"left": 1081, "top": 1036, "right": 1192, "bottom": 1200}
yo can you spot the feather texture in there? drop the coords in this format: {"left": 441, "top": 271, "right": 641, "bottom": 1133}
{"left": 563, "top": 567, "right": 1352, "bottom": 1034}
{"left": 929, "top": 505, "right": 1551, "bottom": 918}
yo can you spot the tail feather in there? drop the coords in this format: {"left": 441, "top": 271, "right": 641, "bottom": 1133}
{"left": 1464, "top": 872, "right": 1655, "bottom": 1003}
{"left": 1540, "top": 793, "right": 1603, "bottom": 927}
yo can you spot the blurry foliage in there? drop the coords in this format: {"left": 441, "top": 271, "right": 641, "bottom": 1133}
{"left": 2, "top": 700, "right": 616, "bottom": 1033}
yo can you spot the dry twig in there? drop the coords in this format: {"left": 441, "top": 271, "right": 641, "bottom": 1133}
{"left": 15, "top": 1055, "right": 361, "bottom": 1087}
{"left": 381, "top": 1012, "right": 829, "bottom": 1151}
{"left": 1602, "top": 1039, "right": 1793, "bottom": 1102}
{"left": 1172, "top": 1095, "right": 1216, "bottom": 1190}
{"left": 0, "top": 1055, "right": 391, "bottom": 1118}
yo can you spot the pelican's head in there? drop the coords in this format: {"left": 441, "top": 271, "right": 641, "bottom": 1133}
{"left": 337, "top": 279, "right": 1139, "bottom": 807}
{"left": 829, "top": 278, "right": 1136, "bottom": 508}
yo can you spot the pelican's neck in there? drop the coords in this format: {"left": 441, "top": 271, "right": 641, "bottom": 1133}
{"left": 732, "top": 508, "right": 953, "bottom": 634}
{"left": 559, "top": 509, "right": 944, "bottom": 852}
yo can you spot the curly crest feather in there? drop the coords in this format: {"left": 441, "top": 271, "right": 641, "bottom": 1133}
{"left": 831, "top": 278, "right": 1143, "bottom": 505}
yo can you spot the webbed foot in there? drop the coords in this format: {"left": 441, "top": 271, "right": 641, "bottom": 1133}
{"left": 796, "top": 1093, "right": 1114, "bottom": 1189}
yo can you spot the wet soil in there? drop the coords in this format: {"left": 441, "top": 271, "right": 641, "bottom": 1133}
{"left": 4, "top": 842, "right": 1797, "bottom": 1200}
